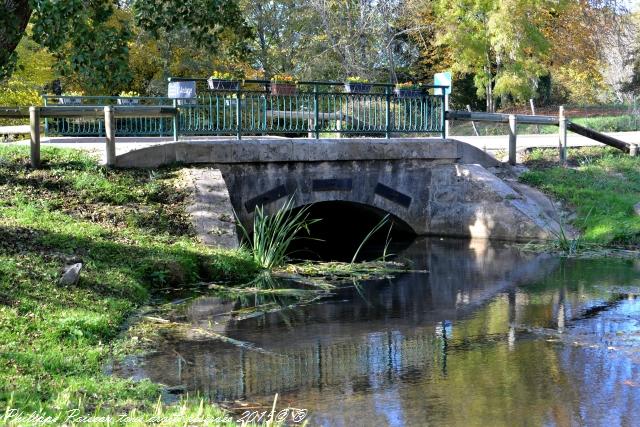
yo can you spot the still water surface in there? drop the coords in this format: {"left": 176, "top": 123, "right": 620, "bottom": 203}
{"left": 117, "top": 238, "right": 640, "bottom": 426}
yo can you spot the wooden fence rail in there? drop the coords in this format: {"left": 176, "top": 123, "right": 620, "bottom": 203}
{"left": 447, "top": 110, "right": 559, "bottom": 126}
{"left": 0, "top": 106, "right": 178, "bottom": 168}
{"left": 446, "top": 108, "right": 637, "bottom": 165}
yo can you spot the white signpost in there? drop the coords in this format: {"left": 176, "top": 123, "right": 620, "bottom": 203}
{"left": 434, "top": 72, "right": 452, "bottom": 138}
{"left": 167, "top": 81, "right": 197, "bottom": 141}
{"left": 168, "top": 81, "right": 197, "bottom": 105}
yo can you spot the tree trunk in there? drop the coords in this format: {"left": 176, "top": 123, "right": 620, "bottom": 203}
{"left": 0, "top": 0, "right": 32, "bottom": 77}
{"left": 485, "top": 77, "right": 495, "bottom": 113}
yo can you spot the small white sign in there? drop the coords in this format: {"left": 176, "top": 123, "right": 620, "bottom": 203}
{"left": 168, "top": 81, "right": 197, "bottom": 99}
{"left": 434, "top": 72, "right": 452, "bottom": 96}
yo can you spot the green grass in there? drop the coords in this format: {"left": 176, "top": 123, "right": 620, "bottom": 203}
{"left": 0, "top": 146, "right": 259, "bottom": 423}
{"left": 520, "top": 147, "right": 640, "bottom": 247}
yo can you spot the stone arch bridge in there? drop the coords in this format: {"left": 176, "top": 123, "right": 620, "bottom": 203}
{"left": 115, "top": 138, "right": 559, "bottom": 243}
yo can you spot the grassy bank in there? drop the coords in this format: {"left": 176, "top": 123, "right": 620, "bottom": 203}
{"left": 0, "top": 146, "right": 260, "bottom": 424}
{"left": 520, "top": 147, "right": 640, "bottom": 248}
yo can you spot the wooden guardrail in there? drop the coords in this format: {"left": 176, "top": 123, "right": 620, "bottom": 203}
{"left": 0, "top": 106, "right": 178, "bottom": 168}
{"left": 447, "top": 110, "right": 559, "bottom": 126}
{"left": 566, "top": 121, "right": 633, "bottom": 154}
{"left": 446, "top": 108, "right": 638, "bottom": 165}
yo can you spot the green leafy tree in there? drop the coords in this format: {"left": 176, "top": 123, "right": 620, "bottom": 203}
{"left": 0, "top": 0, "right": 250, "bottom": 94}
{"left": 127, "top": 1, "right": 251, "bottom": 96}
{"left": 432, "top": 0, "right": 553, "bottom": 112}
{"left": 241, "top": 0, "right": 317, "bottom": 79}
{"left": 0, "top": 28, "right": 56, "bottom": 108}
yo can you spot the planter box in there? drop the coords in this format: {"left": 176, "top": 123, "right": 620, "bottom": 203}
{"left": 117, "top": 98, "right": 140, "bottom": 105}
{"left": 394, "top": 88, "right": 423, "bottom": 98}
{"left": 60, "top": 97, "right": 82, "bottom": 105}
{"left": 207, "top": 78, "right": 240, "bottom": 91}
{"left": 270, "top": 82, "right": 297, "bottom": 96}
{"left": 344, "top": 83, "right": 372, "bottom": 94}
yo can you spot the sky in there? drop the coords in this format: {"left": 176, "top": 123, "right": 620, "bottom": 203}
{"left": 626, "top": 0, "right": 640, "bottom": 11}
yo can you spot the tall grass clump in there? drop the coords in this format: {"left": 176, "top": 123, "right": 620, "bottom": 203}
{"left": 237, "top": 197, "right": 319, "bottom": 270}
{"left": 351, "top": 214, "right": 391, "bottom": 263}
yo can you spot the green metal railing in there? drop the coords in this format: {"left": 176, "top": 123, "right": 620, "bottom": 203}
{"left": 43, "top": 79, "right": 447, "bottom": 138}
{"left": 42, "top": 95, "right": 173, "bottom": 137}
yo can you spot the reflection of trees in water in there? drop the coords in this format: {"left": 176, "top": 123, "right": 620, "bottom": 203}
{"left": 133, "top": 244, "right": 640, "bottom": 425}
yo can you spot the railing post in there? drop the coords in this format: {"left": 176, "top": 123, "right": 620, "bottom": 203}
{"left": 558, "top": 106, "right": 567, "bottom": 165}
{"left": 441, "top": 94, "right": 446, "bottom": 139}
{"left": 385, "top": 86, "right": 391, "bottom": 139}
{"left": 43, "top": 97, "right": 48, "bottom": 136}
{"left": 29, "top": 106, "right": 41, "bottom": 168}
{"left": 444, "top": 91, "right": 449, "bottom": 138}
{"left": 104, "top": 106, "right": 116, "bottom": 167}
{"left": 313, "top": 84, "right": 319, "bottom": 139}
{"left": 236, "top": 88, "right": 242, "bottom": 140}
{"left": 172, "top": 99, "right": 178, "bottom": 142}
{"left": 508, "top": 114, "right": 517, "bottom": 166}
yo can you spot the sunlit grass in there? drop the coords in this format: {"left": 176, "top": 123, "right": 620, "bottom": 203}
{"left": 520, "top": 147, "right": 640, "bottom": 247}
{"left": 0, "top": 146, "right": 258, "bottom": 420}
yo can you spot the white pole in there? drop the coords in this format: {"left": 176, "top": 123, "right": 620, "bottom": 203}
{"left": 444, "top": 93, "right": 450, "bottom": 138}
{"left": 508, "top": 114, "right": 517, "bottom": 166}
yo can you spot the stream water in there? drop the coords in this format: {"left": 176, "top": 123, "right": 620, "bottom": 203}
{"left": 115, "top": 238, "right": 640, "bottom": 426}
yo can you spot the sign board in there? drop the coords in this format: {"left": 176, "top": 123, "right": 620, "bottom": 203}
{"left": 433, "top": 72, "right": 452, "bottom": 96}
{"left": 168, "top": 81, "right": 197, "bottom": 99}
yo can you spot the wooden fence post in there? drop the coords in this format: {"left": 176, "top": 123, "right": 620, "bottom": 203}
{"left": 558, "top": 106, "right": 567, "bottom": 165}
{"left": 29, "top": 107, "right": 41, "bottom": 168}
{"left": 104, "top": 106, "right": 116, "bottom": 167}
{"left": 508, "top": 114, "right": 517, "bottom": 166}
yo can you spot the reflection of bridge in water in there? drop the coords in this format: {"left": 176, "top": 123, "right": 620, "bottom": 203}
{"left": 123, "top": 238, "right": 559, "bottom": 402}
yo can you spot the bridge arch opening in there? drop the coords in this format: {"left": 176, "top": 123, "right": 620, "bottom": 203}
{"left": 286, "top": 201, "right": 416, "bottom": 262}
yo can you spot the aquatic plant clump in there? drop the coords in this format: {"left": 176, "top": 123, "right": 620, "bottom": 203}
{"left": 237, "top": 197, "right": 320, "bottom": 270}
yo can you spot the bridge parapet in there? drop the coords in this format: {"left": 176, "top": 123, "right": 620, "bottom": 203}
{"left": 114, "top": 137, "right": 497, "bottom": 168}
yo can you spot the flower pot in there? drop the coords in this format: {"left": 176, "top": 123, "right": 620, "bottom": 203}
{"left": 270, "top": 82, "right": 297, "bottom": 96}
{"left": 60, "top": 97, "right": 82, "bottom": 105}
{"left": 344, "top": 83, "right": 372, "bottom": 94}
{"left": 207, "top": 78, "right": 240, "bottom": 91}
{"left": 177, "top": 98, "right": 197, "bottom": 106}
{"left": 394, "top": 88, "right": 423, "bottom": 98}
{"left": 117, "top": 98, "right": 140, "bottom": 105}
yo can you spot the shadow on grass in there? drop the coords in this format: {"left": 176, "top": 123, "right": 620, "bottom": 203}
{"left": 0, "top": 224, "right": 257, "bottom": 306}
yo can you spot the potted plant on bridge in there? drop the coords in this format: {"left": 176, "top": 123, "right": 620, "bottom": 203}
{"left": 270, "top": 74, "right": 297, "bottom": 96}
{"left": 207, "top": 71, "right": 240, "bottom": 91}
{"left": 394, "top": 82, "right": 423, "bottom": 98}
{"left": 117, "top": 91, "right": 140, "bottom": 105}
{"left": 60, "top": 91, "right": 83, "bottom": 105}
{"left": 344, "top": 76, "right": 372, "bottom": 94}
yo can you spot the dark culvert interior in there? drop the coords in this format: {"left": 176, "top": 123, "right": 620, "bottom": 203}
{"left": 286, "top": 201, "right": 416, "bottom": 262}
